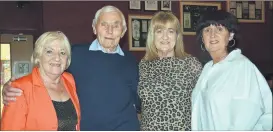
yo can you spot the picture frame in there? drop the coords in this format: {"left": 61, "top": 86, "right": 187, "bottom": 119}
{"left": 161, "top": 0, "right": 171, "bottom": 11}
{"left": 128, "top": 14, "right": 153, "bottom": 51}
{"left": 144, "top": 1, "right": 158, "bottom": 11}
{"left": 13, "top": 61, "right": 31, "bottom": 78}
{"left": 129, "top": 0, "right": 141, "bottom": 10}
{"left": 227, "top": 1, "right": 265, "bottom": 23}
{"left": 180, "top": 2, "right": 221, "bottom": 35}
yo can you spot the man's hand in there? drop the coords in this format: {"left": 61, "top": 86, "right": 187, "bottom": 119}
{"left": 137, "top": 113, "right": 141, "bottom": 121}
{"left": 2, "top": 77, "right": 22, "bottom": 105}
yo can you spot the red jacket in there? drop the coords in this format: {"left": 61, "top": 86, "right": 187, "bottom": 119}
{"left": 1, "top": 67, "right": 81, "bottom": 130}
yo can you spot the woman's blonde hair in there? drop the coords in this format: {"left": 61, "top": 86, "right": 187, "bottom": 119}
{"left": 144, "top": 11, "right": 188, "bottom": 61}
{"left": 31, "top": 31, "right": 71, "bottom": 69}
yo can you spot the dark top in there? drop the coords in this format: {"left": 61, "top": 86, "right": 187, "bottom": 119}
{"left": 67, "top": 44, "right": 140, "bottom": 130}
{"left": 52, "top": 99, "right": 77, "bottom": 131}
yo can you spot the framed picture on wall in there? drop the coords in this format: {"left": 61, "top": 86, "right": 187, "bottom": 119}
{"left": 144, "top": 1, "right": 158, "bottom": 11}
{"left": 129, "top": 0, "right": 141, "bottom": 10}
{"left": 128, "top": 14, "right": 153, "bottom": 51}
{"left": 180, "top": 2, "right": 221, "bottom": 35}
{"left": 161, "top": 0, "right": 171, "bottom": 10}
{"left": 227, "top": 1, "right": 265, "bottom": 23}
{"left": 13, "top": 61, "right": 31, "bottom": 78}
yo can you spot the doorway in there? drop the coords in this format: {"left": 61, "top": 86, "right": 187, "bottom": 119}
{"left": 0, "top": 33, "right": 33, "bottom": 114}
{"left": 1, "top": 43, "right": 11, "bottom": 114}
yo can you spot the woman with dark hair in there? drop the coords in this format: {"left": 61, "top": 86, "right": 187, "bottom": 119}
{"left": 191, "top": 10, "right": 272, "bottom": 130}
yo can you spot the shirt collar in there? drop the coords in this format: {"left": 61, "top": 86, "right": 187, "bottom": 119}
{"left": 89, "top": 39, "right": 124, "bottom": 56}
{"left": 208, "top": 48, "right": 241, "bottom": 67}
{"left": 223, "top": 48, "right": 241, "bottom": 62}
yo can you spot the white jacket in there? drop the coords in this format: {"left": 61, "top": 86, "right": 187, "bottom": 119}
{"left": 192, "top": 49, "right": 272, "bottom": 130}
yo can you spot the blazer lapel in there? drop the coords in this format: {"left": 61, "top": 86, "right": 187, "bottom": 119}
{"left": 62, "top": 74, "right": 81, "bottom": 124}
{"left": 31, "top": 67, "right": 58, "bottom": 130}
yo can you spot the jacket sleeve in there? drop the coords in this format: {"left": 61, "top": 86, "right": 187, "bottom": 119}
{"left": 228, "top": 62, "right": 272, "bottom": 130}
{"left": 1, "top": 82, "right": 27, "bottom": 130}
{"left": 125, "top": 51, "right": 141, "bottom": 114}
{"left": 252, "top": 67, "right": 272, "bottom": 130}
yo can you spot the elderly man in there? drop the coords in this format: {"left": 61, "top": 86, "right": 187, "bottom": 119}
{"left": 2, "top": 5, "right": 140, "bottom": 131}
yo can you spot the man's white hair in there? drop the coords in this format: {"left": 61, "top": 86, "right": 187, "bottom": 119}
{"left": 92, "top": 5, "right": 127, "bottom": 36}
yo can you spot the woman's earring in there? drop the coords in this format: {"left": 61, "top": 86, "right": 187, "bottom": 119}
{"left": 201, "top": 36, "right": 206, "bottom": 51}
{"left": 229, "top": 39, "right": 235, "bottom": 47}
{"left": 201, "top": 44, "right": 206, "bottom": 51}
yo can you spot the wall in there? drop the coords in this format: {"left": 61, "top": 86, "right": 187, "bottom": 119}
{"left": 42, "top": 1, "right": 273, "bottom": 74}
{"left": 1, "top": 1, "right": 272, "bottom": 74}
{"left": 0, "top": 1, "right": 43, "bottom": 38}
{"left": 1, "top": 34, "right": 33, "bottom": 74}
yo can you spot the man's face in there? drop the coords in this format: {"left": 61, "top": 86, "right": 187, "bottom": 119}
{"left": 94, "top": 11, "right": 123, "bottom": 52}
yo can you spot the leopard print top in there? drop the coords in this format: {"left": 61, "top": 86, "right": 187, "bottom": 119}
{"left": 138, "top": 56, "right": 202, "bottom": 131}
